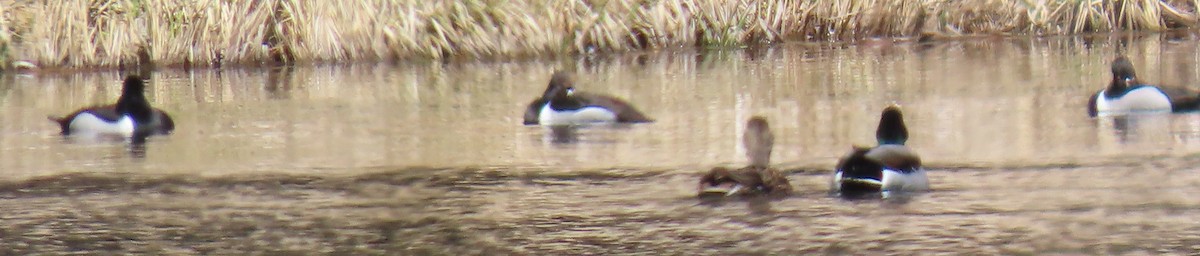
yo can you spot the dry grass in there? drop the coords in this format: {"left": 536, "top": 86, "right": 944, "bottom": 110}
{"left": 0, "top": 0, "right": 1196, "bottom": 70}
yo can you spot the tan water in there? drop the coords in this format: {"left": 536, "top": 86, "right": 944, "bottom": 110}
{"left": 2, "top": 33, "right": 1200, "bottom": 254}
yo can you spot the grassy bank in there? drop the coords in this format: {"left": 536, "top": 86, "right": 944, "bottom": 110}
{"left": 0, "top": 0, "right": 1197, "bottom": 70}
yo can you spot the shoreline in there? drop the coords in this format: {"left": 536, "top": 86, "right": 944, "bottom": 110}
{"left": 0, "top": 0, "right": 1197, "bottom": 71}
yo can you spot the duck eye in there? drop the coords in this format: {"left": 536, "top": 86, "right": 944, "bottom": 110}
{"left": 566, "top": 88, "right": 575, "bottom": 96}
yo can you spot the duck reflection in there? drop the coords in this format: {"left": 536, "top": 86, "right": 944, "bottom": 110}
{"left": 547, "top": 125, "right": 578, "bottom": 144}
{"left": 540, "top": 124, "right": 636, "bottom": 145}
{"left": 128, "top": 136, "right": 149, "bottom": 159}
{"left": 697, "top": 192, "right": 777, "bottom": 215}
{"left": 265, "top": 65, "right": 295, "bottom": 100}
{"left": 1095, "top": 114, "right": 1171, "bottom": 144}
{"left": 58, "top": 134, "right": 154, "bottom": 159}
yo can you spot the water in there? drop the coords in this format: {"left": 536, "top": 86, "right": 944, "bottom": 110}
{"left": 3, "top": 33, "right": 1200, "bottom": 254}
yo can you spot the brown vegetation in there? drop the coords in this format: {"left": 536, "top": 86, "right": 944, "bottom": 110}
{"left": 0, "top": 0, "right": 1197, "bottom": 70}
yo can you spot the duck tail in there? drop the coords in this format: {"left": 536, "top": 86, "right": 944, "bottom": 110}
{"left": 835, "top": 146, "right": 884, "bottom": 192}
{"left": 47, "top": 115, "right": 70, "bottom": 135}
{"left": 698, "top": 167, "right": 734, "bottom": 196}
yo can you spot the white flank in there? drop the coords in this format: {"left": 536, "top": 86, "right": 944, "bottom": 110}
{"left": 538, "top": 104, "right": 617, "bottom": 125}
{"left": 831, "top": 171, "right": 842, "bottom": 191}
{"left": 724, "top": 184, "right": 745, "bottom": 196}
{"left": 68, "top": 113, "right": 135, "bottom": 137}
{"left": 1095, "top": 87, "right": 1172, "bottom": 115}
{"left": 881, "top": 168, "right": 930, "bottom": 192}
{"left": 832, "top": 170, "right": 887, "bottom": 191}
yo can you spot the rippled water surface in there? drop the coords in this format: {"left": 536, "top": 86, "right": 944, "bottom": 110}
{"left": 4, "top": 34, "right": 1200, "bottom": 254}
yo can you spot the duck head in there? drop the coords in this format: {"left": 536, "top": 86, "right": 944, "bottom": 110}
{"left": 743, "top": 116, "right": 774, "bottom": 168}
{"left": 117, "top": 75, "right": 176, "bottom": 137}
{"left": 542, "top": 71, "right": 574, "bottom": 99}
{"left": 876, "top": 105, "right": 908, "bottom": 145}
{"left": 115, "top": 75, "right": 154, "bottom": 124}
{"left": 1108, "top": 56, "right": 1138, "bottom": 97}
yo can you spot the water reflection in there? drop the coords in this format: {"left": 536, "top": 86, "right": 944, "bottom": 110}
{"left": 1097, "top": 114, "right": 1173, "bottom": 144}
{"left": 54, "top": 133, "right": 155, "bottom": 160}
{"left": 546, "top": 125, "right": 578, "bottom": 144}
{"left": 265, "top": 65, "right": 295, "bottom": 99}
{"left": 127, "top": 140, "right": 147, "bottom": 159}
{"left": 0, "top": 76, "right": 13, "bottom": 104}
{"left": 1093, "top": 113, "right": 1200, "bottom": 151}
{"left": 0, "top": 34, "right": 1199, "bottom": 253}
{"left": 698, "top": 196, "right": 778, "bottom": 216}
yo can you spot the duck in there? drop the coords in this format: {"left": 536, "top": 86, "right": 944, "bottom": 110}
{"left": 522, "top": 71, "right": 652, "bottom": 125}
{"left": 1087, "top": 56, "right": 1200, "bottom": 117}
{"left": 48, "top": 75, "right": 175, "bottom": 138}
{"left": 832, "top": 105, "right": 929, "bottom": 195}
{"left": 698, "top": 116, "right": 792, "bottom": 197}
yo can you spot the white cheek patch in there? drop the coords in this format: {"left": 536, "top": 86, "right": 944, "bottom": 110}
{"left": 69, "top": 113, "right": 135, "bottom": 137}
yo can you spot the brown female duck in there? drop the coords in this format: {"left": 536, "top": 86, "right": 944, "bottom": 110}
{"left": 698, "top": 116, "right": 792, "bottom": 197}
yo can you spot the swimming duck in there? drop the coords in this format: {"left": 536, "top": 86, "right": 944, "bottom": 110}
{"left": 49, "top": 75, "right": 175, "bottom": 138}
{"left": 832, "top": 105, "right": 929, "bottom": 195}
{"left": 1088, "top": 56, "right": 1200, "bottom": 117}
{"left": 698, "top": 116, "right": 792, "bottom": 197}
{"left": 522, "top": 71, "right": 652, "bottom": 125}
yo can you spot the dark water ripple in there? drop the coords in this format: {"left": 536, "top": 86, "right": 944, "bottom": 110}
{"left": 0, "top": 157, "right": 1196, "bottom": 255}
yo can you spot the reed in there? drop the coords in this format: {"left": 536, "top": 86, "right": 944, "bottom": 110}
{"left": 0, "top": 0, "right": 1195, "bottom": 70}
